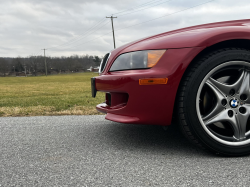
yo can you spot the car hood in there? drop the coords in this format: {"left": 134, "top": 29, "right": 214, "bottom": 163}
{"left": 111, "top": 19, "right": 250, "bottom": 54}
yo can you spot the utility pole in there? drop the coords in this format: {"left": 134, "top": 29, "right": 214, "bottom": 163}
{"left": 42, "top": 49, "right": 47, "bottom": 76}
{"left": 106, "top": 15, "right": 117, "bottom": 49}
{"left": 24, "top": 65, "right": 27, "bottom": 77}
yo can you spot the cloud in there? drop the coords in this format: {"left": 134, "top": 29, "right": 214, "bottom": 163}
{"left": 0, "top": 0, "right": 250, "bottom": 57}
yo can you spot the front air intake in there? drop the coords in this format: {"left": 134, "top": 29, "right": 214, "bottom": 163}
{"left": 99, "top": 53, "right": 111, "bottom": 73}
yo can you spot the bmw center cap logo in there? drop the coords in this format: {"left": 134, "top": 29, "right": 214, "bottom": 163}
{"left": 230, "top": 99, "right": 238, "bottom": 108}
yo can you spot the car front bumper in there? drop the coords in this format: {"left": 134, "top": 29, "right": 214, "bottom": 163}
{"left": 92, "top": 47, "right": 205, "bottom": 125}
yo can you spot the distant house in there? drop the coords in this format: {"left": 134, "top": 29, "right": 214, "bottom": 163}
{"left": 87, "top": 66, "right": 99, "bottom": 72}
{"left": 8, "top": 72, "right": 16, "bottom": 76}
{"left": 78, "top": 69, "right": 85, "bottom": 72}
{"left": 50, "top": 70, "right": 58, "bottom": 75}
{"left": 16, "top": 72, "right": 26, "bottom": 76}
{"left": 0, "top": 72, "right": 9, "bottom": 76}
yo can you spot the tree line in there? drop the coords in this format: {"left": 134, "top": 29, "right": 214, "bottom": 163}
{"left": 0, "top": 55, "right": 101, "bottom": 77}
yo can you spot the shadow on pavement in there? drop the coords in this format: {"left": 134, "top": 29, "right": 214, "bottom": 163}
{"left": 100, "top": 121, "right": 211, "bottom": 157}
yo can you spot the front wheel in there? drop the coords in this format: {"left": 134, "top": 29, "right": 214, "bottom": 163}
{"left": 177, "top": 48, "right": 250, "bottom": 156}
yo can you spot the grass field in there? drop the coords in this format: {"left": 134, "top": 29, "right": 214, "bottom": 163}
{"left": 0, "top": 73, "right": 105, "bottom": 117}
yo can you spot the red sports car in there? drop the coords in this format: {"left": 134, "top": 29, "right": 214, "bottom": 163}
{"left": 91, "top": 19, "right": 250, "bottom": 156}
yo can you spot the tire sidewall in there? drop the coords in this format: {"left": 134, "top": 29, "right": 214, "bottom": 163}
{"left": 184, "top": 49, "right": 250, "bottom": 155}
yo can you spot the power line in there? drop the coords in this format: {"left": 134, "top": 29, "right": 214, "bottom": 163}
{"left": 115, "top": 0, "right": 215, "bottom": 31}
{"left": 47, "top": 18, "right": 108, "bottom": 50}
{"left": 47, "top": 0, "right": 172, "bottom": 51}
{"left": 117, "top": 0, "right": 174, "bottom": 17}
{"left": 48, "top": 20, "right": 110, "bottom": 50}
{"left": 51, "top": 0, "right": 214, "bottom": 51}
{"left": 66, "top": 0, "right": 167, "bottom": 46}
{"left": 46, "top": 0, "right": 173, "bottom": 50}
{"left": 41, "top": 49, "right": 48, "bottom": 76}
{"left": 61, "top": 0, "right": 172, "bottom": 48}
{"left": 47, "top": 18, "right": 107, "bottom": 50}
{"left": 111, "top": 0, "right": 165, "bottom": 16}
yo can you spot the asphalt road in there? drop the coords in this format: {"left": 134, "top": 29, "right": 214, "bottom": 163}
{"left": 0, "top": 115, "right": 250, "bottom": 186}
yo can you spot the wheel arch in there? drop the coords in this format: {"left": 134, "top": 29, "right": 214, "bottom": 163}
{"left": 192, "top": 39, "right": 250, "bottom": 64}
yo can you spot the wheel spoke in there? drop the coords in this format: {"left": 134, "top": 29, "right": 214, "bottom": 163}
{"left": 204, "top": 109, "right": 229, "bottom": 125}
{"left": 239, "top": 71, "right": 250, "bottom": 103}
{"left": 202, "top": 80, "right": 227, "bottom": 121}
{"left": 202, "top": 102, "right": 224, "bottom": 121}
{"left": 205, "top": 80, "right": 225, "bottom": 100}
{"left": 204, "top": 109, "right": 241, "bottom": 140}
{"left": 235, "top": 113, "right": 248, "bottom": 140}
{"left": 208, "top": 70, "right": 245, "bottom": 96}
{"left": 236, "top": 104, "right": 250, "bottom": 139}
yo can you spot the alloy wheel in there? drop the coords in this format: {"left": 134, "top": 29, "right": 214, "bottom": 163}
{"left": 196, "top": 61, "right": 250, "bottom": 146}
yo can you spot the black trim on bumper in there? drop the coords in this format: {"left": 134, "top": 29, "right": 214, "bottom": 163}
{"left": 91, "top": 77, "right": 97, "bottom": 98}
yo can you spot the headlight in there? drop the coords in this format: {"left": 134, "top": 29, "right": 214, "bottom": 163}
{"left": 109, "top": 50, "right": 166, "bottom": 71}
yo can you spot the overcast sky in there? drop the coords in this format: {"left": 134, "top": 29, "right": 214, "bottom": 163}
{"left": 0, "top": 0, "right": 250, "bottom": 57}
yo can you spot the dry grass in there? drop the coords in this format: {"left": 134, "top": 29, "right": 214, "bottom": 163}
{"left": 0, "top": 105, "right": 101, "bottom": 117}
{"left": 0, "top": 73, "right": 104, "bottom": 117}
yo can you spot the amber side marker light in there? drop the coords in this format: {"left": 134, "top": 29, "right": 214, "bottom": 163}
{"left": 139, "top": 78, "right": 168, "bottom": 85}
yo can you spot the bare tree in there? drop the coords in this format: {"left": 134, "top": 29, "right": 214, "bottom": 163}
{"left": 0, "top": 58, "right": 9, "bottom": 77}
{"left": 0, "top": 54, "right": 102, "bottom": 77}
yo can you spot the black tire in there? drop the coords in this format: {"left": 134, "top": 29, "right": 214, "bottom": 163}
{"left": 177, "top": 48, "right": 250, "bottom": 156}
